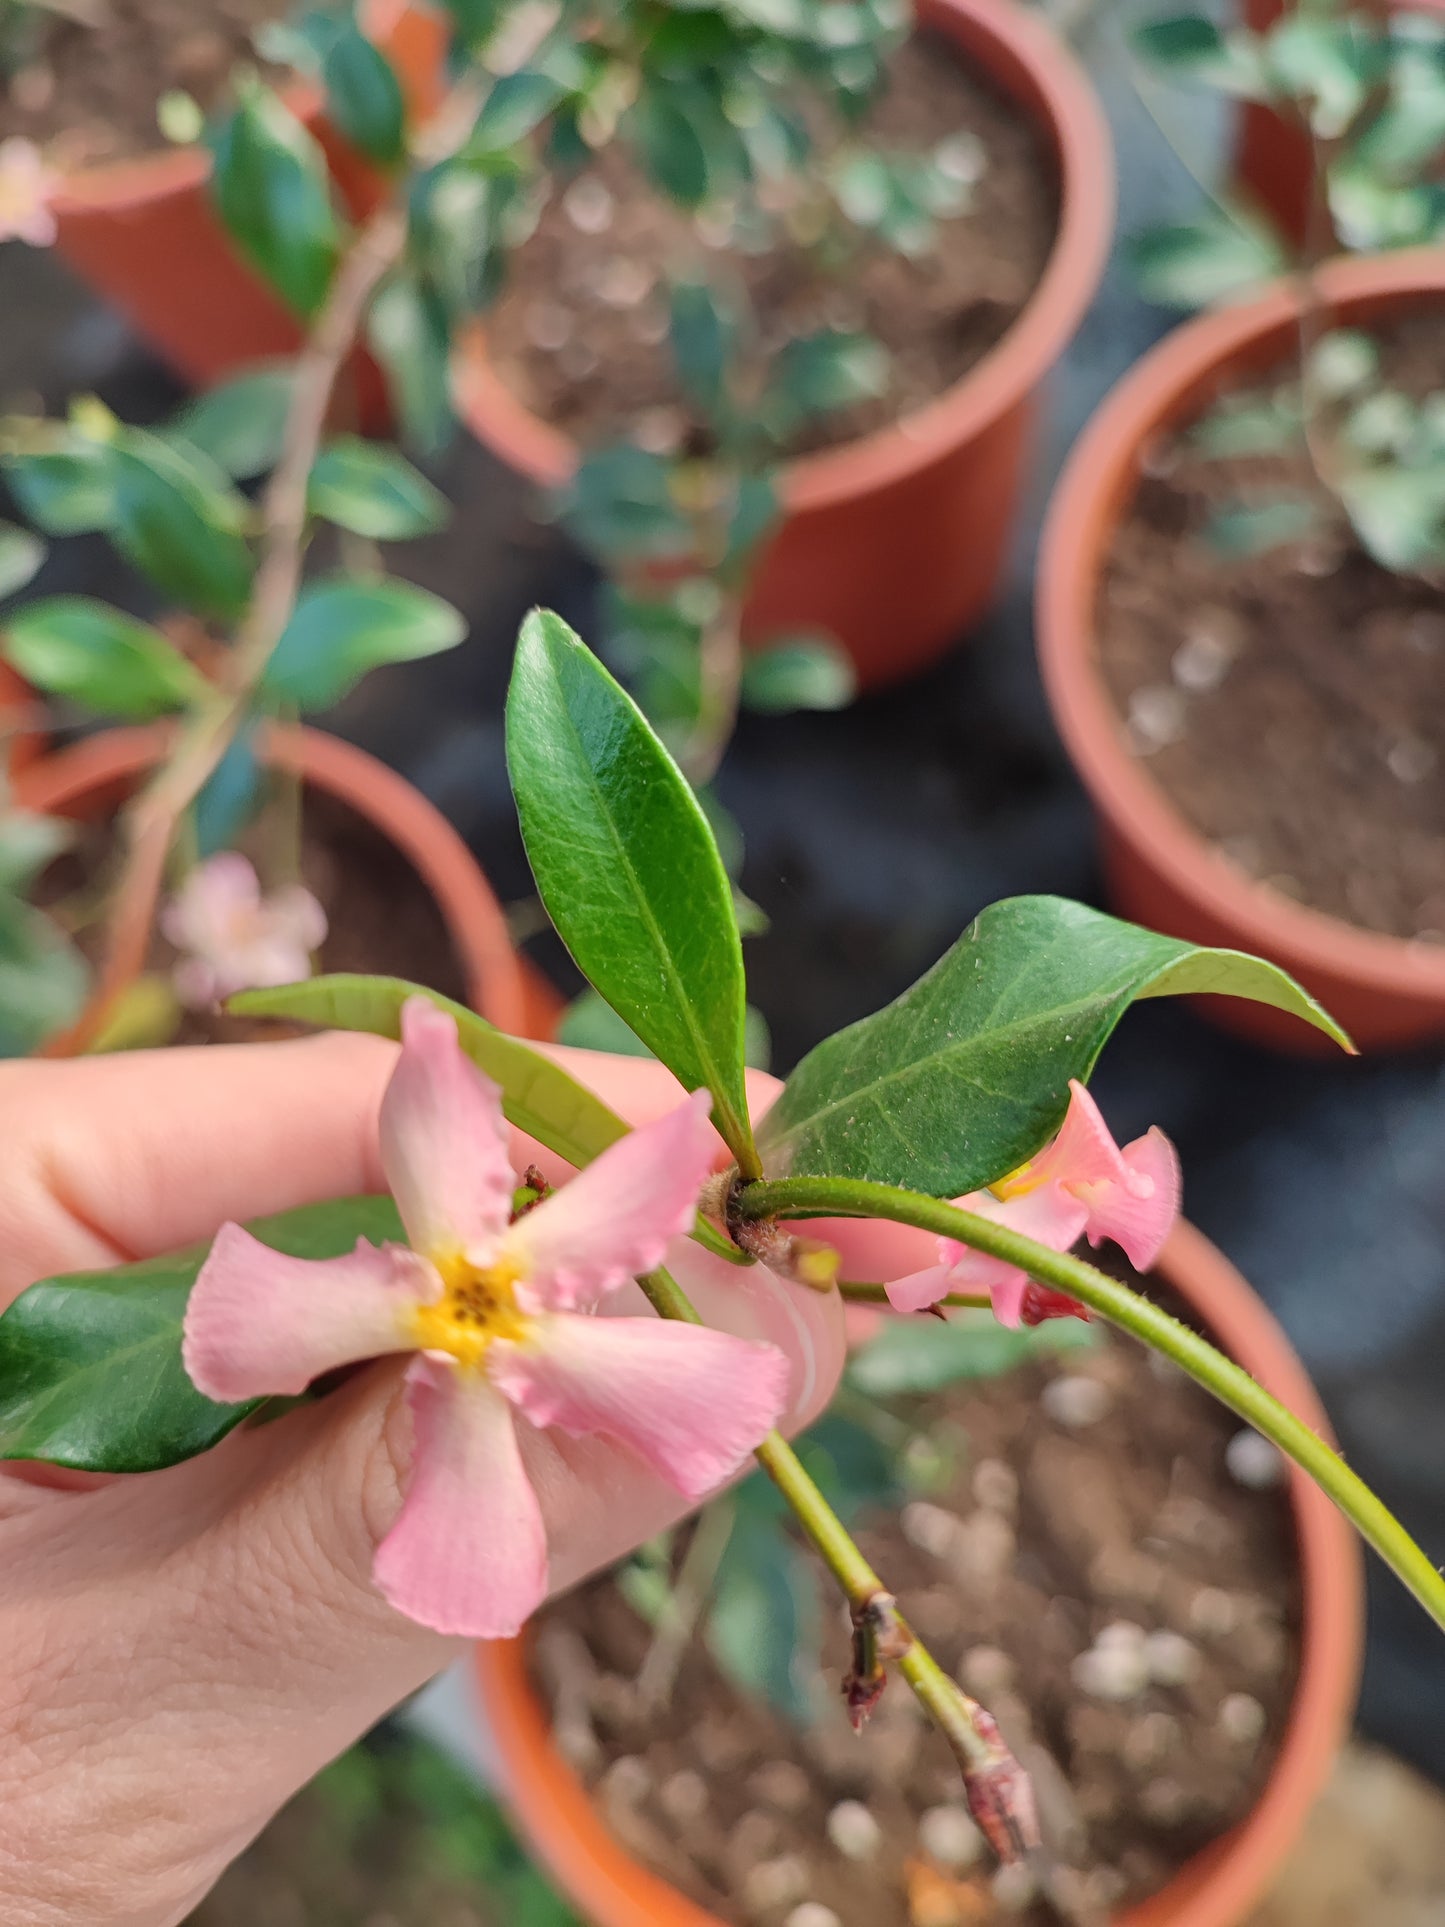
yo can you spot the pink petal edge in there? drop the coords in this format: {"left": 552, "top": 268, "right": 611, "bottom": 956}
{"left": 489, "top": 1311, "right": 789, "bottom": 1502}
{"left": 182, "top": 1224, "right": 435, "bottom": 1402}
{"left": 373, "top": 1357, "right": 548, "bottom": 1639}
{"left": 1082, "top": 1124, "right": 1182, "bottom": 1271}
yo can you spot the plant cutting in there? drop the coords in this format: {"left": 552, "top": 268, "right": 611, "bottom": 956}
{"left": 2, "top": 611, "right": 1436, "bottom": 1916}
{"left": 453, "top": 0, "right": 1113, "bottom": 693}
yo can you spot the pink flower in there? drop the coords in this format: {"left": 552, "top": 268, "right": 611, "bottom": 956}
{"left": 0, "top": 138, "right": 59, "bottom": 246}
{"left": 161, "top": 852, "right": 327, "bottom": 1008}
{"left": 886, "top": 1081, "right": 1180, "bottom": 1327}
{"left": 183, "top": 998, "right": 790, "bottom": 1637}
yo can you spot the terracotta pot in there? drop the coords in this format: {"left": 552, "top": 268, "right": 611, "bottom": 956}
{"left": 13, "top": 720, "right": 535, "bottom": 1036}
{"left": 1037, "top": 249, "right": 1445, "bottom": 1053}
{"left": 453, "top": 0, "right": 1114, "bottom": 691}
{"left": 1235, "top": 0, "right": 1445, "bottom": 244}
{"left": 49, "top": 0, "right": 447, "bottom": 395}
{"left": 473, "top": 1217, "right": 1362, "bottom": 1926}
{"left": 0, "top": 662, "right": 44, "bottom": 780}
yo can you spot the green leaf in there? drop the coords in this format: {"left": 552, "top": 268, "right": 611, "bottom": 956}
{"left": 0, "top": 1195, "right": 402, "bottom": 1471}
{"left": 558, "top": 445, "right": 693, "bottom": 563}
{"left": 367, "top": 273, "right": 454, "bottom": 453}
{"left": 210, "top": 80, "right": 344, "bottom": 318}
{"left": 323, "top": 15, "right": 408, "bottom": 168}
{"left": 764, "top": 328, "right": 889, "bottom": 434}
{"left": 3, "top": 433, "right": 114, "bottom": 534}
{"left": 0, "top": 809, "right": 71, "bottom": 895}
{"left": 506, "top": 611, "right": 757, "bottom": 1167}
{"left": 1130, "top": 206, "right": 1288, "bottom": 309}
{"left": 557, "top": 987, "right": 654, "bottom": 1058}
{"left": 1341, "top": 466, "right": 1445, "bottom": 571}
{"left": 108, "top": 433, "right": 256, "bottom": 621}
{"left": 262, "top": 577, "right": 466, "bottom": 710}
{"left": 1191, "top": 394, "right": 1301, "bottom": 458}
{"left": 756, "top": 895, "right": 1351, "bottom": 1194}
{"left": 847, "top": 1309, "right": 1096, "bottom": 1397}
{"left": 3, "top": 597, "right": 205, "bottom": 718}
{"left": 628, "top": 83, "right": 711, "bottom": 206}
{"left": 1204, "top": 494, "right": 1322, "bottom": 556}
{"left": 165, "top": 364, "right": 296, "bottom": 479}
{"left": 669, "top": 278, "right": 735, "bottom": 423}
{"left": 466, "top": 70, "right": 566, "bottom": 156}
{"left": 1129, "top": 14, "right": 1267, "bottom": 96}
{"left": 1307, "top": 327, "right": 1379, "bottom": 398}
{"left": 706, "top": 1512, "right": 817, "bottom": 1720}
{"left": 228, "top": 972, "right": 751, "bottom": 1266}
{"left": 1266, "top": 13, "right": 1382, "bottom": 139}
{"left": 0, "top": 898, "right": 87, "bottom": 1058}
{"left": 740, "top": 634, "right": 856, "bottom": 713}
{"left": 194, "top": 718, "right": 263, "bottom": 857}
{"left": 0, "top": 519, "right": 44, "bottom": 599}
{"left": 306, "top": 436, "right": 450, "bottom": 539}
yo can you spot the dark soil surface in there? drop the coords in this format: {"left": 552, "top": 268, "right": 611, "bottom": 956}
{"left": 532, "top": 1299, "right": 1298, "bottom": 1927}
{"left": 0, "top": 0, "right": 288, "bottom": 167}
{"left": 485, "top": 31, "right": 1057, "bottom": 458}
{"left": 43, "top": 786, "right": 466, "bottom": 1046}
{"left": 1098, "top": 310, "right": 1445, "bottom": 944}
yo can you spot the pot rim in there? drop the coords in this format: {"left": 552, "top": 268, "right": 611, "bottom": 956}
{"left": 472, "top": 1217, "right": 1364, "bottom": 1927}
{"left": 13, "top": 720, "right": 530, "bottom": 1035}
{"left": 452, "top": 0, "right": 1116, "bottom": 513}
{"left": 1036, "top": 246, "right": 1445, "bottom": 1009}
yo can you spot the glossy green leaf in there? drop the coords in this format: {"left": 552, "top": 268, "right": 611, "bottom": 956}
{"left": 307, "top": 436, "right": 450, "bottom": 538}
{"left": 1341, "top": 465, "right": 1445, "bottom": 571}
{"left": 628, "top": 83, "right": 711, "bottom": 206}
{"left": 559, "top": 445, "right": 693, "bottom": 563}
{"left": 0, "top": 1195, "right": 403, "bottom": 1471}
{"left": 1266, "top": 13, "right": 1381, "bottom": 138}
{"left": 262, "top": 577, "right": 466, "bottom": 710}
{"left": 740, "top": 634, "right": 856, "bottom": 713}
{"left": 3, "top": 596, "right": 206, "bottom": 718}
{"left": 467, "top": 70, "right": 566, "bottom": 155}
{"left": 435, "top": 0, "right": 508, "bottom": 50}
{"left": 1130, "top": 206, "right": 1287, "bottom": 309}
{"left": 323, "top": 15, "right": 408, "bottom": 168}
{"left": 229, "top": 970, "right": 749, "bottom": 1266}
{"left": 506, "top": 611, "right": 756, "bottom": 1167}
{"left": 166, "top": 365, "right": 296, "bottom": 479}
{"left": 210, "top": 80, "right": 344, "bottom": 318}
{"left": 0, "top": 519, "right": 44, "bottom": 599}
{"left": 847, "top": 1309, "right": 1095, "bottom": 1397}
{"left": 0, "top": 897, "right": 88, "bottom": 1058}
{"left": 1129, "top": 14, "right": 1267, "bottom": 96}
{"left": 109, "top": 433, "right": 256, "bottom": 621}
{"left": 367, "top": 273, "right": 454, "bottom": 453}
{"left": 757, "top": 895, "right": 1351, "bottom": 1194}
{"left": 3, "top": 433, "right": 114, "bottom": 533}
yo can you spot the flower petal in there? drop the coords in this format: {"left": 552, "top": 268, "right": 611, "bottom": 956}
{"left": 379, "top": 997, "right": 514, "bottom": 1266}
{"left": 182, "top": 1224, "right": 434, "bottom": 1402}
{"left": 1020, "top": 1079, "right": 1127, "bottom": 1192}
{"left": 1081, "top": 1125, "right": 1181, "bottom": 1270}
{"left": 922, "top": 1186, "right": 1090, "bottom": 1329}
{"left": 160, "top": 851, "right": 260, "bottom": 957}
{"left": 504, "top": 1089, "right": 717, "bottom": 1312}
{"left": 884, "top": 1262, "right": 956, "bottom": 1315}
{"left": 489, "top": 1311, "right": 788, "bottom": 1501}
{"left": 373, "top": 1357, "right": 547, "bottom": 1638}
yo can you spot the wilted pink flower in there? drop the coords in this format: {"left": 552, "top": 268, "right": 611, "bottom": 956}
{"left": 886, "top": 1081, "right": 1180, "bottom": 1326}
{"left": 183, "top": 998, "right": 790, "bottom": 1637}
{"left": 0, "top": 138, "right": 59, "bottom": 246}
{"left": 161, "top": 852, "right": 327, "bottom": 1008}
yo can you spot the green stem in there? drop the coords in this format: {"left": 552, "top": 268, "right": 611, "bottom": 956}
{"left": 838, "top": 1280, "right": 991, "bottom": 1311}
{"left": 734, "top": 1176, "right": 1445, "bottom": 1634}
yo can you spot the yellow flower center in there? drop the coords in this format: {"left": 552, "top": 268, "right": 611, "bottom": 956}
{"left": 990, "top": 1158, "right": 1041, "bottom": 1202}
{"left": 409, "top": 1253, "right": 527, "bottom": 1368}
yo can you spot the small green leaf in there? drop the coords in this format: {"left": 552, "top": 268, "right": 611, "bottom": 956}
{"left": 0, "top": 1196, "right": 403, "bottom": 1471}
{"left": 466, "top": 70, "right": 566, "bottom": 155}
{"left": 1307, "top": 328, "right": 1379, "bottom": 398}
{"left": 0, "top": 809, "right": 71, "bottom": 895}
{"left": 194, "top": 718, "right": 263, "bottom": 857}
{"left": 506, "top": 612, "right": 757, "bottom": 1168}
{"left": 0, "top": 898, "right": 88, "bottom": 1058}
{"left": 1266, "top": 13, "right": 1382, "bottom": 139}
{"left": 166, "top": 365, "right": 296, "bottom": 479}
{"left": 1341, "top": 466, "right": 1445, "bottom": 571}
{"left": 3, "top": 433, "right": 114, "bottom": 534}
{"left": 741, "top": 634, "right": 856, "bottom": 713}
{"left": 558, "top": 445, "right": 693, "bottom": 563}
{"left": 3, "top": 597, "right": 205, "bottom": 718}
{"left": 1204, "top": 495, "right": 1322, "bottom": 556}
{"left": 0, "top": 520, "right": 44, "bottom": 599}
{"left": 757, "top": 896, "right": 1350, "bottom": 1194}
{"left": 1191, "top": 394, "right": 1301, "bottom": 458}
{"left": 307, "top": 437, "right": 450, "bottom": 539}
{"left": 706, "top": 1512, "right": 817, "bottom": 1720}
{"left": 1129, "top": 14, "right": 1267, "bottom": 96}
{"left": 1130, "top": 206, "right": 1288, "bottom": 309}
{"left": 557, "top": 987, "right": 655, "bottom": 1058}
{"left": 322, "top": 15, "right": 408, "bottom": 168}
{"left": 367, "top": 273, "right": 454, "bottom": 453}
{"left": 262, "top": 578, "right": 466, "bottom": 710}
{"left": 210, "top": 80, "right": 344, "bottom": 318}
{"left": 847, "top": 1309, "right": 1096, "bottom": 1397}
{"left": 108, "top": 433, "right": 256, "bottom": 621}
{"left": 764, "top": 329, "right": 889, "bottom": 434}
{"left": 669, "top": 278, "right": 735, "bottom": 423}
{"left": 628, "top": 83, "right": 711, "bottom": 207}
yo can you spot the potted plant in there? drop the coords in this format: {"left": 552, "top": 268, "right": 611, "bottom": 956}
{"left": 474, "top": 1219, "right": 1362, "bottom": 1927}
{"left": 3, "top": 612, "right": 1434, "bottom": 1925}
{"left": 450, "top": 0, "right": 1114, "bottom": 698}
{"left": 0, "top": 0, "right": 444, "bottom": 392}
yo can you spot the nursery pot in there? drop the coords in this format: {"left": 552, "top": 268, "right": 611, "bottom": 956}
{"left": 473, "top": 1219, "right": 1363, "bottom": 1927}
{"left": 1235, "top": 0, "right": 1445, "bottom": 243}
{"left": 13, "top": 720, "right": 539, "bottom": 1037}
{"left": 1036, "top": 248, "right": 1445, "bottom": 1053}
{"left": 49, "top": 0, "right": 446, "bottom": 393}
{"left": 453, "top": 0, "right": 1114, "bottom": 691}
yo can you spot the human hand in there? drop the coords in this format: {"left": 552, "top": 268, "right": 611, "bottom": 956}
{"left": 0, "top": 1032, "right": 932, "bottom": 1927}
